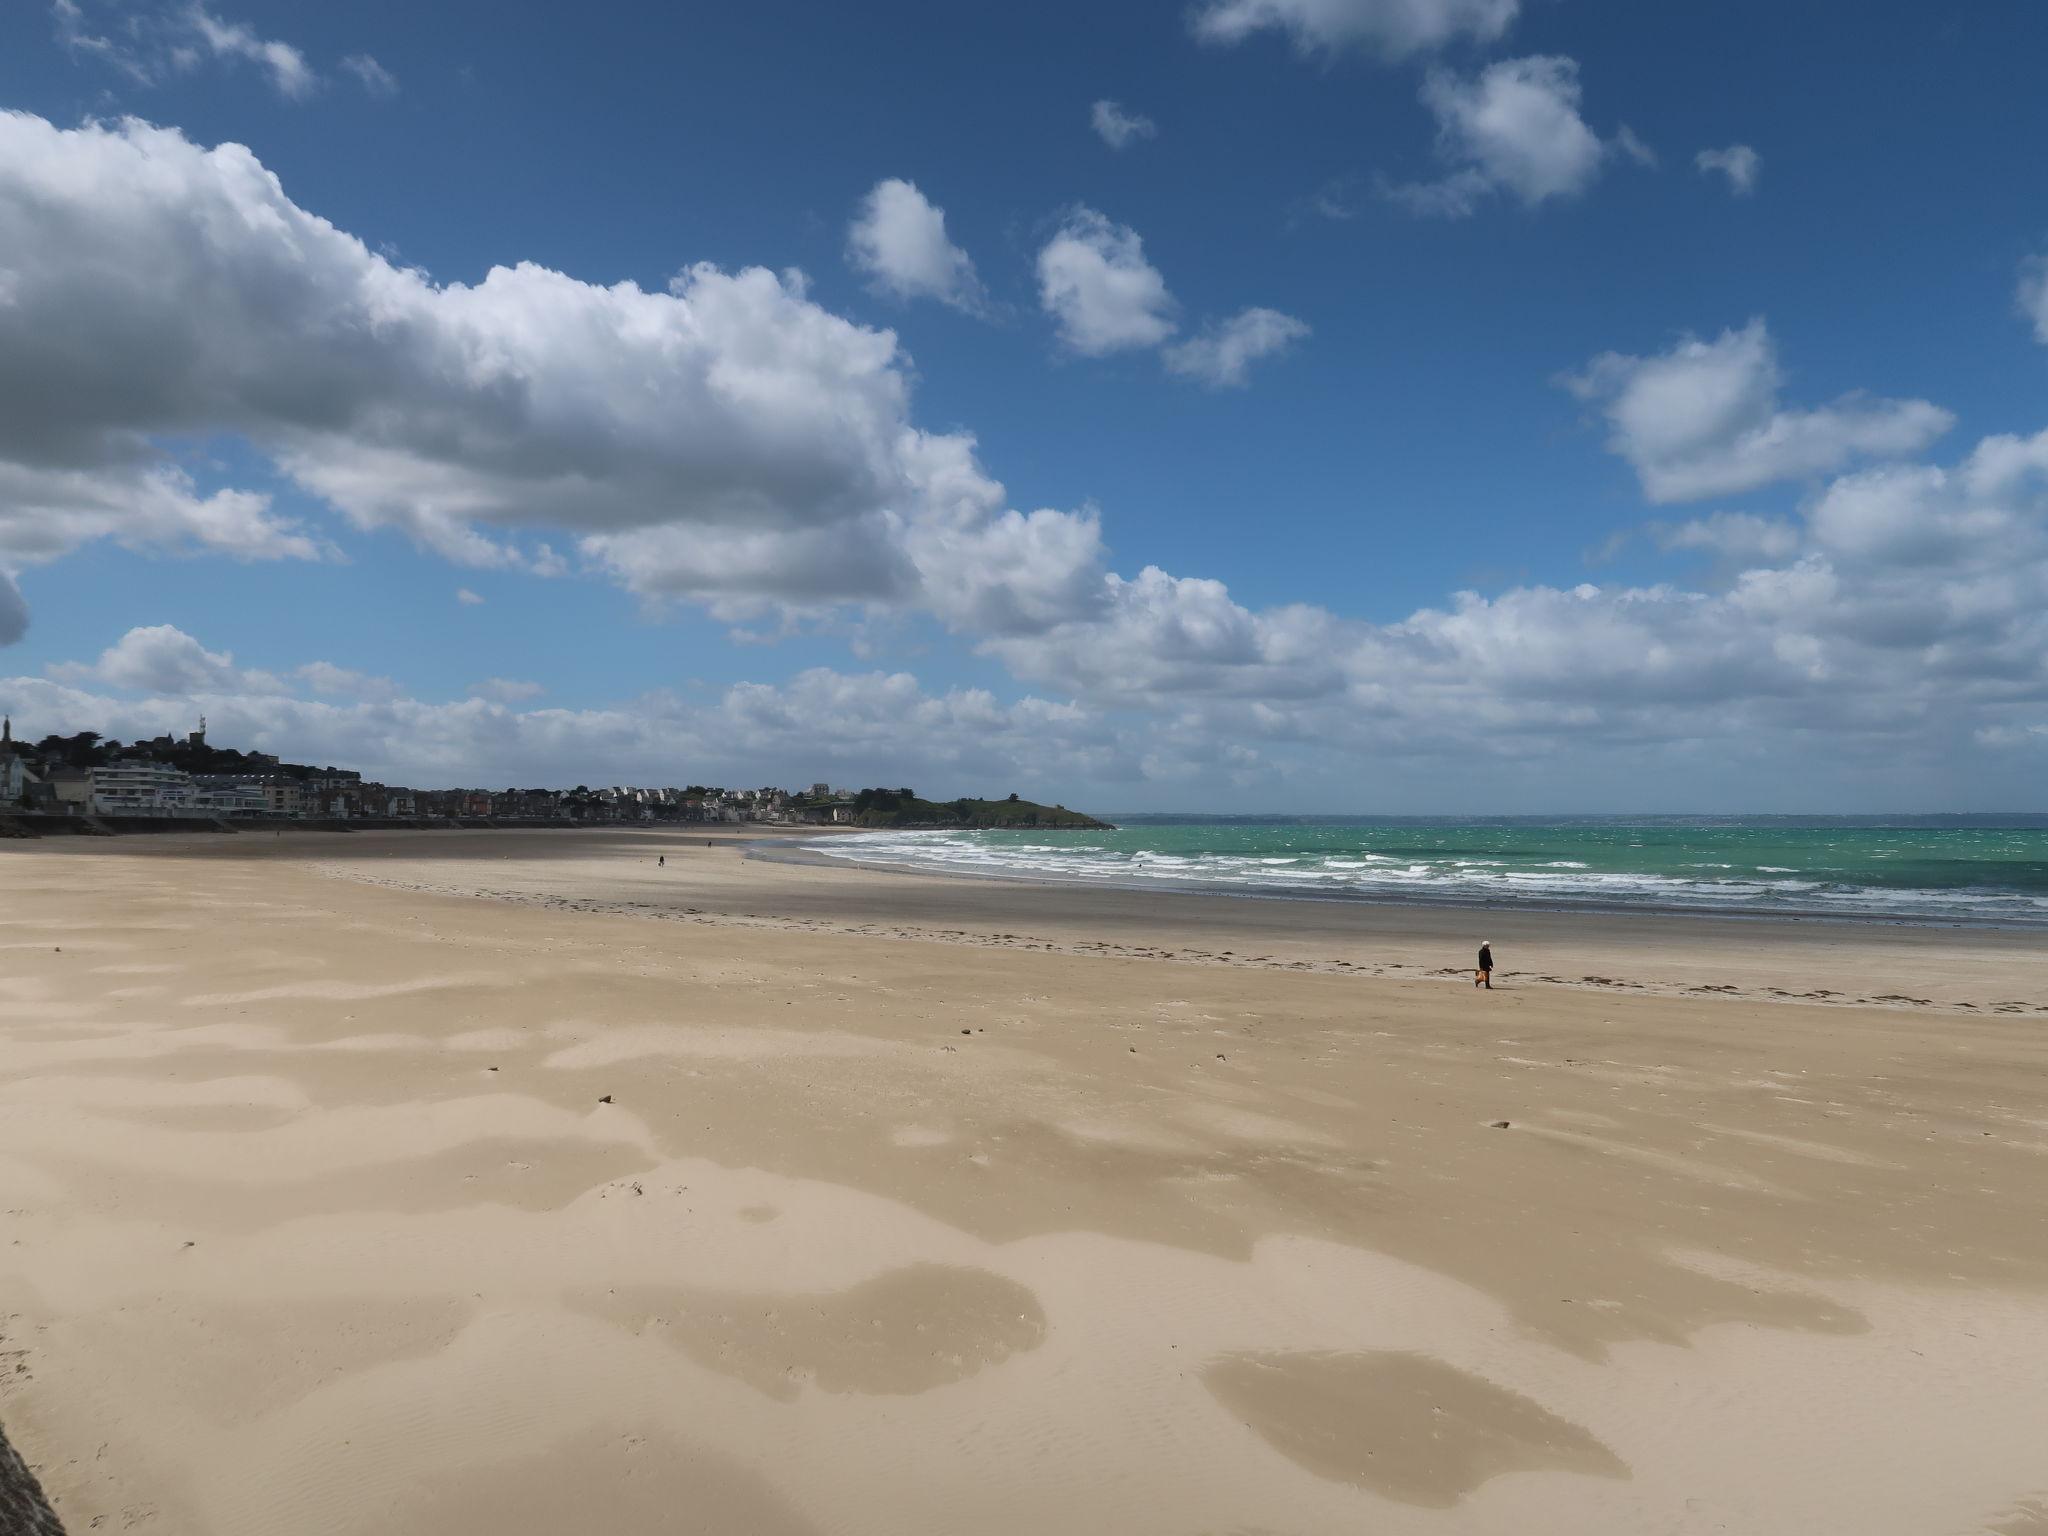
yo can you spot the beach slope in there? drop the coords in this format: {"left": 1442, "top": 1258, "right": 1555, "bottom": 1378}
{"left": 1, "top": 831, "right": 2044, "bottom": 1535}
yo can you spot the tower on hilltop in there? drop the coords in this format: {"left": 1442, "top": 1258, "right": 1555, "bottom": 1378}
{"left": 190, "top": 716, "right": 206, "bottom": 749}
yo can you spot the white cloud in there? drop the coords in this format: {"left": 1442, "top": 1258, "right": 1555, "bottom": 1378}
{"left": 1191, "top": 0, "right": 1518, "bottom": 59}
{"left": 983, "top": 565, "right": 1344, "bottom": 705}
{"left": 8, "top": 111, "right": 2048, "bottom": 805}
{"left": 1090, "top": 100, "right": 1157, "bottom": 150}
{"left": 1565, "top": 319, "right": 1955, "bottom": 502}
{"left": 0, "top": 655, "right": 1146, "bottom": 794}
{"left": 1696, "top": 143, "right": 1760, "bottom": 196}
{"left": 968, "top": 405, "right": 2048, "bottom": 791}
{"left": 0, "top": 460, "right": 326, "bottom": 567}
{"left": 51, "top": 0, "right": 153, "bottom": 83}
{"left": 1163, "top": 307, "right": 1310, "bottom": 388}
{"left": 2018, "top": 255, "right": 2048, "bottom": 345}
{"left": 1035, "top": 212, "right": 1299, "bottom": 388}
{"left": 845, "top": 178, "right": 985, "bottom": 313}
{"left": 49, "top": 623, "right": 283, "bottom": 695}
{"left": 469, "top": 677, "right": 543, "bottom": 703}
{"left": 1655, "top": 511, "right": 1800, "bottom": 563}
{"left": 14, "top": 402, "right": 2048, "bottom": 809}
{"left": 186, "top": 6, "right": 315, "bottom": 98}
{"left": 455, "top": 588, "right": 485, "bottom": 606}
{"left": 1036, "top": 208, "right": 1178, "bottom": 356}
{"left": 1614, "top": 124, "right": 1657, "bottom": 169}
{"left": 297, "top": 661, "right": 398, "bottom": 700}
{"left": 0, "top": 112, "right": 1102, "bottom": 642}
{"left": 1392, "top": 56, "right": 1611, "bottom": 217}
{"left": 340, "top": 53, "right": 397, "bottom": 96}
{"left": 51, "top": 2, "right": 319, "bottom": 97}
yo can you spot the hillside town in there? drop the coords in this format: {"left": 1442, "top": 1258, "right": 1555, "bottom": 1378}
{"left": 0, "top": 717, "right": 856, "bottom": 827}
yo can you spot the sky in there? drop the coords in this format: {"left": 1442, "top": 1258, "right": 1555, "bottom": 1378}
{"left": 0, "top": 0, "right": 2045, "bottom": 811}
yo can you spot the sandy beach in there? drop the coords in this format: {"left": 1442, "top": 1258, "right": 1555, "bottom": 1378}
{"left": 2, "top": 827, "right": 2046, "bottom": 1535}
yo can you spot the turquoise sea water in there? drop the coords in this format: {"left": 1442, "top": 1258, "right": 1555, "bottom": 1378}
{"left": 810, "top": 816, "right": 2048, "bottom": 926}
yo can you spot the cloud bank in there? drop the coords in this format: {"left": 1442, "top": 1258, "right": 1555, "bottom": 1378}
{"left": 1, "top": 111, "right": 2044, "bottom": 803}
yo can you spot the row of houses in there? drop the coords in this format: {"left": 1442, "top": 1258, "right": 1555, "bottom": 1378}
{"left": 2, "top": 721, "right": 851, "bottom": 825}
{"left": 4, "top": 759, "right": 395, "bottom": 820}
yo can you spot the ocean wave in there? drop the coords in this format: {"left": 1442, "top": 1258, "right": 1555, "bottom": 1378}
{"left": 808, "top": 831, "right": 2048, "bottom": 926}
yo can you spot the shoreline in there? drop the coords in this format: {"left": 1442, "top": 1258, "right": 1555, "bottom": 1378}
{"left": 18, "top": 825, "right": 2042, "bottom": 1015}
{"left": 753, "top": 831, "right": 2048, "bottom": 933}
{"left": 129, "top": 825, "right": 2041, "bottom": 1016}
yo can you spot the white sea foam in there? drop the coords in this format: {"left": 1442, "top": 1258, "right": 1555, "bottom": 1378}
{"left": 808, "top": 829, "right": 2048, "bottom": 925}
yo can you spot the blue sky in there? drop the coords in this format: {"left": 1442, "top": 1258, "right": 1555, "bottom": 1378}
{"left": 1, "top": 1, "right": 2045, "bottom": 809}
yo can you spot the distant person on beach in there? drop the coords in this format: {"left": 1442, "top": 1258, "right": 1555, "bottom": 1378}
{"left": 1475, "top": 941, "right": 1493, "bottom": 990}
{"left": 657, "top": 855, "right": 664, "bottom": 868}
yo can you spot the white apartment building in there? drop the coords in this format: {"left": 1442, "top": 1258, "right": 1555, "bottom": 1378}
{"left": 89, "top": 760, "right": 197, "bottom": 816}
{"left": 191, "top": 781, "right": 267, "bottom": 814}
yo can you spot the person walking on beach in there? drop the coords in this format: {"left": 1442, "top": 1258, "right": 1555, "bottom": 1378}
{"left": 657, "top": 855, "right": 665, "bottom": 868}
{"left": 1475, "top": 941, "right": 1493, "bottom": 990}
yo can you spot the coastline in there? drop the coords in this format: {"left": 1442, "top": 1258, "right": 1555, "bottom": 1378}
{"left": 4, "top": 828, "right": 2048, "bottom": 1534}
{"left": 753, "top": 829, "right": 2048, "bottom": 932}
{"left": 20, "top": 825, "right": 2044, "bottom": 1014}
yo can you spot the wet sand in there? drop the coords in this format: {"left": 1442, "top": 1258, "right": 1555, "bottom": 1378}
{"left": 1, "top": 828, "right": 2045, "bottom": 1534}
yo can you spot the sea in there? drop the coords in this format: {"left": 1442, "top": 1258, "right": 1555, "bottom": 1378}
{"left": 807, "top": 815, "right": 2048, "bottom": 928}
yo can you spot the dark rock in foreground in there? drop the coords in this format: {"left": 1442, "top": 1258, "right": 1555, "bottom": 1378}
{"left": 0, "top": 1421, "right": 66, "bottom": 1536}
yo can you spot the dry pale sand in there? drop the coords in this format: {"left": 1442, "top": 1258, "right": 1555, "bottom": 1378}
{"left": 1, "top": 827, "right": 2045, "bottom": 1535}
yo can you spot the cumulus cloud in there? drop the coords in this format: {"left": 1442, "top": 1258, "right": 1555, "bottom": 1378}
{"left": 469, "top": 677, "right": 543, "bottom": 703}
{"left": 1391, "top": 56, "right": 1612, "bottom": 216}
{"left": 1564, "top": 319, "right": 1955, "bottom": 502}
{"left": 49, "top": 624, "right": 283, "bottom": 695}
{"left": 1163, "top": 307, "right": 1310, "bottom": 388}
{"left": 17, "top": 397, "right": 2048, "bottom": 807}
{"left": 8, "top": 111, "right": 2047, "bottom": 803}
{"left": 1090, "top": 100, "right": 1157, "bottom": 149}
{"left": 0, "top": 648, "right": 1146, "bottom": 794}
{"left": 0, "top": 459, "right": 326, "bottom": 569}
{"left": 1654, "top": 511, "right": 1800, "bottom": 563}
{"left": 1696, "top": 143, "right": 1760, "bottom": 196}
{"left": 1037, "top": 209, "right": 1179, "bottom": 355}
{"left": 1191, "top": 0, "right": 1518, "bottom": 59}
{"left": 455, "top": 588, "right": 484, "bottom": 606}
{"left": 845, "top": 178, "right": 985, "bottom": 313}
{"left": 965, "top": 404, "right": 2048, "bottom": 794}
{"left": 0, "top": 112, "right": 1104, "bottom": 641}
{"left": 297, "top": 661, "right": 398, "bottom": 699}
{"left": 340, "top": 53, "right": 397, "bottom": 96}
